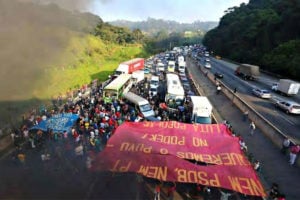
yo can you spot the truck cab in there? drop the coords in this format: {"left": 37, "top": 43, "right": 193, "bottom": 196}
{"left": 235, "top": 64, "right": 260, "bottom": 80}
{"left": 271, "top": 79, "right": 300, "bottom": 96}
{"left": 271, "top": 83, "right": 278, "bottom": 91}
{"left": 190, "top": 96, "right": 213, "bottom": 124}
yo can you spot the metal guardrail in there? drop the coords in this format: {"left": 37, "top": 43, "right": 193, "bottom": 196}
{"left": 191, "top": 58, "right": 299, "bottom": 166}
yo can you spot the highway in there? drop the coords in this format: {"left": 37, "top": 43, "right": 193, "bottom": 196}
{"left": 187, "top": 55, "right": 300, "bottom": 200}
{"left": 203, "top": 57, "right": 300, "bottom": 144}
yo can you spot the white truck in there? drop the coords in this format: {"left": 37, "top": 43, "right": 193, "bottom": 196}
{"left": 114, "top": 58, "right": 144, "bottom": 76}
{"left": 178, "top": 61, "right": 186, "bottom": 73}
{"left": 272, "top": 79, "right": 300, "bottom": 96}
{"left": 235, "top": 64, "right": 260, "bottom": 80}
{"left": 132, "top": 70, "right": 145, "bottom": 83}
{"left": 178, "top": 55, "right": 184, "bottom": 64}
{"left": 190, "top": 96, "right": 213, "bottom": 124}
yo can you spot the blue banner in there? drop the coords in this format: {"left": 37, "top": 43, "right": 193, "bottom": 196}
{"left": 30, "top": 113, "right": 78, "bottom": 133}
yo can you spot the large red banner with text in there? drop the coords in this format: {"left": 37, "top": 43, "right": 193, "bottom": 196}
{"left": 91, "top": 122, "right": 266, "bottom": 197}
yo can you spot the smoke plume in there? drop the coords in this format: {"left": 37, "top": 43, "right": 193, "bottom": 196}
{"left": 0, "top": 0, "right": 100, "bottom": 101}
{"left": 17, "top": 0, "right": 112, "bottom": 11}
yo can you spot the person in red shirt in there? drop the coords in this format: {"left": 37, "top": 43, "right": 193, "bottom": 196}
{"left": 289, "top": 144, "right": 300, "bottom": 165}
{"left": 154, "top": 182, "right": 161, "bottom": 200}
{"left": 167, "top": 182, "right": 176, "bottom": 200}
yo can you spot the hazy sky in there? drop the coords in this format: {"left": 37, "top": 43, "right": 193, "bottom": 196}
{"left": 90, "top": 0, "right": 249, "bottom": 22}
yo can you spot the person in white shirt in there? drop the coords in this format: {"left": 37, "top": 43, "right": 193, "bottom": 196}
{"left": 249, "top": 121, "right": 256, "bottom": 135}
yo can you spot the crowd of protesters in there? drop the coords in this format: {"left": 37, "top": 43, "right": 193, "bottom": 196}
{"left": 6, "top": 65, "right": 296, "bottom": 199}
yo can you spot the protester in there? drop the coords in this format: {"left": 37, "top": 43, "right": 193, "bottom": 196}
{"left": 239, "top": 136, "right": 248, "bottom": 152}
{"left": 268, "top": 183, "right": 279, "bottom": 200}
{"left": 218, "top": 189, "right": 233, "bottom": 200}
{"left": 281, "top": 137, "right": 291, "bottom": 155}
{"left": 289, "top": 144, "right": 300, "bottom": 165}
{"left": 216, "top": 85, "right": 221, "bottom": 94}
{"left": 41, "top": 151, "right": 51, "bottom": 161}
{"left": 253, "top": 160, "right": 261, "bottom": 172}
{"left": 17, "top": 152, "right": 26, "bottom": 165}
{"left": 243, "top": 110, "right": 248, "bottom": 122}
{"left": 10, "top": 130, "right": 15, "bottom": 142}
{"left": 4, "top": 63, "right": 275, "bottom": 200}
{"left": 154, "top": 182, "right": 161, "bottom": 200}
{"left": 249, "top": 121, "right": 256, "bottom": 135}
{"left": 167, "top": 182, "right": 176, "bottom": 200}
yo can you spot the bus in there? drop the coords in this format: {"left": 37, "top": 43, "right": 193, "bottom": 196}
{"left": 103, "top": 74, "right": 133, "bottom": 103}
{"left": 165, "top": 73, "right": 185, "bottom": 107}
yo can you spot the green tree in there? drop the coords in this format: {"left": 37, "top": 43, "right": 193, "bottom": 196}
{"left": 203, "top": 0, "right": 300, "bottom": 80}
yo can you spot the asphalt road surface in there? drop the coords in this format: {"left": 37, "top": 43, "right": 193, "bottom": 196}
{"left": 207, "top": 57, "right": 300, "bottom": 144}
{"left": 0, "top": 138, "right": 150, "bottom": 200}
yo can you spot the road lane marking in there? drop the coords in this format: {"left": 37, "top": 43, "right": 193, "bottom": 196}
{"left": 278, "top": 114, "right": 296, "bottom": 125}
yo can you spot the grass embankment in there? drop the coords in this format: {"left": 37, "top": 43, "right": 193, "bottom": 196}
{"left": 35, "top": 35, "right": 147, "bottom": 99}
{"left": 0, "top": 34, "right": 149, "bottom": 130}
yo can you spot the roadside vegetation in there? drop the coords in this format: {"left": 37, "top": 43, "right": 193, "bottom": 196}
{"left": 144, "top": 31, "right": 204, "bottom": 54}
{"left": 0, "top": 1, "right": 149, "bottom": 129}
{"left": 203, "top": 0, "right": 300, "bottom": 80}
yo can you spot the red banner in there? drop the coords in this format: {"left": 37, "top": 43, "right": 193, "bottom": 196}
{"left": 91, "top": 122, "right": 266, "bottom": 197}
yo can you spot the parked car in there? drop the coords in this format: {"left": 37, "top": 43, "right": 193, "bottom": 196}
{"left": 204, "top": 62, "right": 211, "bottom": 69}
{"left": 214, "top": 72, "right": 223, "bottom": 79}
{"left": 275, "top": 100, "right": 300, "bottom": 114}
{"left": 252, "top": 88, "right": 272, "bottom": 99}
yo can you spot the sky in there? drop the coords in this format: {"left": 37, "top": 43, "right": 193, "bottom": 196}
{"left": 89, "top": 0, "right": 249, "bottom": 23}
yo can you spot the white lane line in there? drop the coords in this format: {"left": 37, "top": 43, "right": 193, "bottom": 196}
{"left": 277, "top": 114, "right": 296, "bottom": 125}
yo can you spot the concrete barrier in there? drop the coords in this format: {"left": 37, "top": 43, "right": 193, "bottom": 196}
{"left": 193, "top": 59, "right": 300, "bottom": 166}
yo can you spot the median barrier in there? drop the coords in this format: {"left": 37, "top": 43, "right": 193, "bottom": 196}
{"left": 194, "top": 58, "right": 299, "bottom": 167}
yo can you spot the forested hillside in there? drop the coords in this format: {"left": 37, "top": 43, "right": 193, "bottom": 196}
{"left": 110, "top": 18, "right": 217, "bottom": 54}
{"left": 110, "top": 18, "right": 217, "bottom": 36}
{"left": 0, "top": 0, "right": 146, "bottom": 127}
{"left": 203, "top": 0, "right": 300, "bottom": 80}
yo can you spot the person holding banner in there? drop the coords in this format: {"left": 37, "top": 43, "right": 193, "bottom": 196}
{"left": 218, "top": 189, "right": 233, "bottom": 200}
{"left": 154, "top": 182, "right": 161, "bottom": 200}
{"left": 167, "top": 182, "right": 176, "bottom": 200}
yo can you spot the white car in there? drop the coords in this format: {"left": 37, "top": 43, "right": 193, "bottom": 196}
{"left": 275, "top": 100, "right": 300, "bottom": 114}
{"left": 252, "top": 88, "right": 272, "bottom": 99}
{"left": 149, "top": 86, "right": 158, "bottom": 97}
{"left": 204, "top": 62, "right": 211, "bottom": 69}
{"left": 150, "top": 76, "right": 159, "bottom": 88}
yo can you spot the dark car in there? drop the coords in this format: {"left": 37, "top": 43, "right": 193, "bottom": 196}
{"left": 155, "top": 70, "right": 161, "bottom": 76}
{"left": 214, "top": 72, "right": 223, "bottom": 79}
{"left": 183, "top": 83, "right": 191, "bottom": 91}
